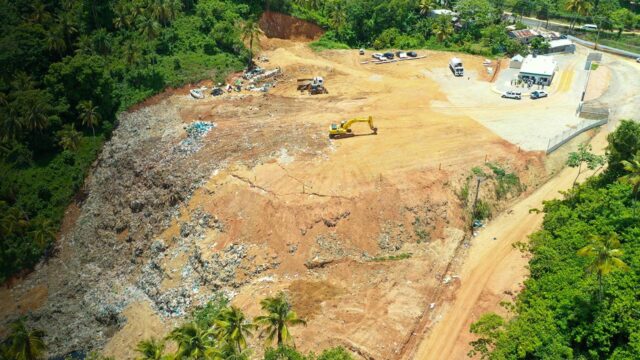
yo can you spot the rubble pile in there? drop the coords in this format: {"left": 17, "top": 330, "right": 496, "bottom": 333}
{"left": 175, "top": 121, "right": 216, "bottom": 155}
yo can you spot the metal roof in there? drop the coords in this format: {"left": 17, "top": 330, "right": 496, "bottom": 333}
{"left": 519, "top": 55, "right": 557, "bottom": 76}
{"left": 548, "top": 39, "right": 573, "bottom": 48}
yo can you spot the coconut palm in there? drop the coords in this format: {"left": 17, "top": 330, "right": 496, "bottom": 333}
{"left": 167, "top": 322, "right": 215, "bottom": 360}
{"left": 135, "top": 338, "right": 166, "bottom": 360}
{"left": 11, "top": 72, "right": 36, "bottom": 92}
{"left": 5, "top": 319, "right": 46, "bottom": 360}
{"left": 240, "top": 19, "right": 263, "bottom": 67}
{"left": 215, "top": 307, "right": 255, "bottom": 354}
{"left": 113, "top": 3, "right": 130, "bottom": 29}
{"left": 28, "top": 2, "right": 52, "bottom": 24}
{"left": 621, "top": 152, "right": 640, "bottom": 214}
{"left": 418, "top": 0, "right": 435, "bottom": 16}
{"left": 22, "top": 102, "right": 50, "bottom": 132}
{"left": 77, "top": 100, "right": 101, "bottom": 136}
{"left": 1, "top": 110, "right": 23, "bottom": 142}
{"left": 74, "top": 34, "right": 94, "bottom": 55}
{"left": 57, "top": 124, "right": 82, "bottom": 151}
{"left": 139, "top": 16, "right": 161, "bottom": 39}
{"left": 433, "top": 15, "right": 454, "bottom": 43}
{"left": 254, "top": 292, "right": 306, "bottom": 347}
{"left": 566, "top": 0, "right": 593, "bottom": 29}
{"left": 29, "top": 218, "right": 57, "bottom": 250}
{"left": 577, "top": 234, "right": 629, "bottom": 300}
{"left": 45, "top": 26, "right": 67, "bottom": 56}
{"left": 123, "top": 42, "right": 142, "bottom": 66}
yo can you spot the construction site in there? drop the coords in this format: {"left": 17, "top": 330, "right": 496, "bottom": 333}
{"left": 3, "top": 10, "right": 640, "bottom": 360}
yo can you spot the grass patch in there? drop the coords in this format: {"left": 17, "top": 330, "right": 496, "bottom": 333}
{"left": 370, "top": 253, "right": 412, "bottom": 262}
{"left": 590, "top": 62, "right": 599, "bottom": 71}
{"left": 309, "top": 36, "right": 351, "bottom": 51}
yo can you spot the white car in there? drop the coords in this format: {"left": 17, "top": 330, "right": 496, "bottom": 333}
{"left": 372, "top": 53, "right": 384, "bottom": 60}
{"left": 502, "top": 91, "right": 522, "bottom": 100}
{"left": 636, "top": 57, "right": 640, "bottom": 63}
{"left": 530, "top": 90, "right": 548, "bottom": 99}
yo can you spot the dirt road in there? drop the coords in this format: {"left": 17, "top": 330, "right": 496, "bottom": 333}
{"left": 412, "top": 130, "right": 608, "bottom": 360}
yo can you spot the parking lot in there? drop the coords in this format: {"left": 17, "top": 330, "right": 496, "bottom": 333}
{"left": 427, "top": 47, "right": 591, "bottom": 151}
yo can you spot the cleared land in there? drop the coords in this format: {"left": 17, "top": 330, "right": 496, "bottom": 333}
{"left": 2, "top": 29, "right": 618, "bottom": 360}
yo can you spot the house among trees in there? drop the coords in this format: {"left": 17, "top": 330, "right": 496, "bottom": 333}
{"left": 518, "top": 54, "right": 558, "bottom": 85}
{"left": 547, "top": 39, "right": 576, "bottom": 54}
{"left": 508, "top": 29, "right": 541, "bottom": 45}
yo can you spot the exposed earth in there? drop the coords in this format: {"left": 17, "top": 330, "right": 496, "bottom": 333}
{"left": 2, "top": 13, "right": 636, "bottom": 360}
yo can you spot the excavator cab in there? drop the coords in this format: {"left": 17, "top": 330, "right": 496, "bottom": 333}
{"left": 329, "top": 116, "right": 377, "bottom": 139}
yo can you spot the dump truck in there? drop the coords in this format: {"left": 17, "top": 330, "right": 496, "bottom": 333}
{"left": 329, "top": 116, "right": 378, "bottom": 139}
{"left": 449, "top": 57, "right": 464, "bottom": 76}
{"left": 297, "top": 77, "right": 328, "bottom": 95}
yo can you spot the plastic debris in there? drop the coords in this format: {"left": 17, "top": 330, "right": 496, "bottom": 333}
{"left": 175, "top": 121, "right": 216, "bottom": 154}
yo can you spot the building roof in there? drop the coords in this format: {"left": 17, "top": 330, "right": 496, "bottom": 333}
{"left": 509, "top": 29, "right": 539, "bottom": 39}
{"left": 548, "top": 39, "right": 573, "bottom": 48}
{"left": 511, "top": 54, "right": 524, "bottom": 62}
{"left": 430, "top": 9, "right": 458, "bottom": 16}
{"left": 520, "top": 55, "right": 557, "bottom": 76}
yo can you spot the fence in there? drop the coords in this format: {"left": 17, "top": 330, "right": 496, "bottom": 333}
{"left": 546, "top": 118, "right": 608, "bottom": 154}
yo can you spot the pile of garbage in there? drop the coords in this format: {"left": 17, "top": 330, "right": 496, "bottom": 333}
{"left": 175, "top": 121, "right": 216, "bottom": 154}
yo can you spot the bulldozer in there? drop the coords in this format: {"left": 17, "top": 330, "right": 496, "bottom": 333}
{"left": 329, "top": 116, "right": 378, "bottom": 139}
{"left": 297, "top": 76, "right": 328, "bottom": 95}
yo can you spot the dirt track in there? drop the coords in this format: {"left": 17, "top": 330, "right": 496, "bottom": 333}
{"left": 411, "top": 114, "right": 609, "bottom": 360}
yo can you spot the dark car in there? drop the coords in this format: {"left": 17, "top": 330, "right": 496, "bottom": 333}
{"left": 383, "top": 52, "right": 394, "bottom": 59}
{"left": 407, "top": 51, "right": 418, "bottom": 57}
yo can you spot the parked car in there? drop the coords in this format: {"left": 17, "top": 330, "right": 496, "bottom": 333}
{"left": 372, "top": 53, "right": 384, "bottom": 60}
{"left": 636, "top": 57, "right": 640, "bottom": 63}
{"left": 407, "top": 51, "right": 418, "bottom": 57}
{"left": 359, "top": 48, "right": 365, "bottom": 55}
{"left": 581, "top": 24, "right": 598, "bottom": 31}
{"left": 530, "top": 90, "right": 548, "bottom": 99}
{"left": 501, "top": 91, "right": 522, "bottom": 100}
{"left": 383, "top": 52, "right": 395, "bottom": 59}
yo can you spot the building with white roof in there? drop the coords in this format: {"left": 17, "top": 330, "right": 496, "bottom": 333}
{"left": 518, "top": 54, "right": 557, "bottom": 85}
{"left": 548, "top": 39, "right": 575, "bottom": 54}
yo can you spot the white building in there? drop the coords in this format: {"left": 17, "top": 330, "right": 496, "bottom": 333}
{"left": 518, "top": 54, "right": 557, "bottom": 85}
{"left": 509, "top": 54, "right": 524, "bottom": 69}
{"left": 548, "top": 39, "right": 576, "bottom": 54}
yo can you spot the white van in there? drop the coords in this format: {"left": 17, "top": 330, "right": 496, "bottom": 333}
{"left": 581, "top": 24, "right": 598, "bottom": 31}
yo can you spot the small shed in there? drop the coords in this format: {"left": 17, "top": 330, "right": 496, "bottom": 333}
{"left": 509, "top": 54, "right": 524, "bottom": 69}
{"left": 548, "top": 39, "right": 576, "bottom": 54}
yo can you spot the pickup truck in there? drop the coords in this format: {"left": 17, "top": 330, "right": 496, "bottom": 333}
{"left": 502, "top": 91, "right": 522, "bottom": 100}
{"left": 530, "top": 90, "right": 548, "bottom": 99}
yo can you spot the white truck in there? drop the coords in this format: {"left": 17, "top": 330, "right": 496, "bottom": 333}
{"left": 449, "top": 57, "right": 464, "bottom": 76}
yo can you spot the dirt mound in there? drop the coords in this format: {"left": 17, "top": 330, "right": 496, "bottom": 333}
{"left": 259, "top": 11, "right": 324, "bottom": 41}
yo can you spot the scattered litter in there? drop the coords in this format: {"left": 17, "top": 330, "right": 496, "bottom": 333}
{"left": 277, "top": 148, "right": 294, "bottom": 164}
{"left": 472, "top": 219, "right": 484, "bottom": 228}
{"left": 190, "top": 88, "right": 205, "bottom": 99}
{"left": 258, "top": 55, "right": 269, "bottom": 63}
{"left": 430, "top": 303, "right": 436, "bottom": 309}
{"left": 175, "top": 121, "right": 216, "bottom": 154}
{"left": 443, "top": 275, "right": 452, "bottom": 284}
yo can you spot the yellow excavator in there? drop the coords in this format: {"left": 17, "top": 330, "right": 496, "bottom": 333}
{"left": 329, "top": 116, "right": 378, "bottom": 139}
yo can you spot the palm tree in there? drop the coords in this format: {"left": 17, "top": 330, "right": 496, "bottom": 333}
{"left": 5, "top": 319, "right": 46, "bottom": 360}
{"left": 123, "top": 42, "right": 142, "bottom": 66}
{"left": 215, "top": 307, "right": 255, "bottom": 354}
{"left": 135, "top": 338, "right": 166, "bottom": 360}
{"left": 45, "top": 26, "right": 67, "bottom": 56}
{"left": 74, "top": 34, "right": 94, "bottom": 55}
{"left": 566, "top": 0, "right": 593, "bottom": 29}
{"left": 577, "top": 234, "right": 629, "bottom": 300}
{"left": 22, "top": 102, "right": 50, "bottom": 132}
{"left": 621, "top": 152, "right": 640, "bottom": 215}
{"left": 240, "top": 19, "right": 263, "bottom": 68}
{"left": 29, "top": 218, "right": 57, "bottom": 250}
{"left": 57, "top": 124, "right": 82, "bottom": 151}
{"left": 55, "top": 13, "right": 78, "bottom": 48}
{"left": 167, "top": 322, "right": 215, "bottom": 360}
{"left": 92, "top": 29, "right": 112, "bottom": 55}
{"left": 1, "top": 109, "right": 23, "bottom": 142}
{"left": 28, "top": 2, "right": 52, "bottom": 24}
{"left": 418, "top": 0, "right": 435, "bottom": 16}
{"left": 77, "top": 100, "right": 101, "bottom": 136}
{"left": 433, "top": 15, "right": 454, "bottom": 43}
{"left": 113, "top": 3, "right": 130, "bottom": 29}
{"left": 11, "top": 72, "right": 36, "bottom": 92}
{"left": 139, "top": 16, "right": 161, "bottom": 39}
{"left": 254, "top": 292, "right": 306, "bottom": 347}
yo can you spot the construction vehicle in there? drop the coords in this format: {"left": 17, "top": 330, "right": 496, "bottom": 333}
{"left": 297, "top": 77, "right": 328, "bottom": 95}
{"left": 329, "top": 116, "right": 378, "bottom": 139}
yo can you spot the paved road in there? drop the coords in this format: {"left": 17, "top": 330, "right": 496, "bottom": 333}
{"left": 592, "top": 57, "right": 640, "bottom": 123}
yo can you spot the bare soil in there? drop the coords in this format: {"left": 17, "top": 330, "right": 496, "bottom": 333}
{"left": 2, "top": 34, "right": 553, "bottom": 360}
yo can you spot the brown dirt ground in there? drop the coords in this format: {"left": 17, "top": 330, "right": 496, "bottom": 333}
{"left": 100, "top": 33, "right": 547, "bottom": 359}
